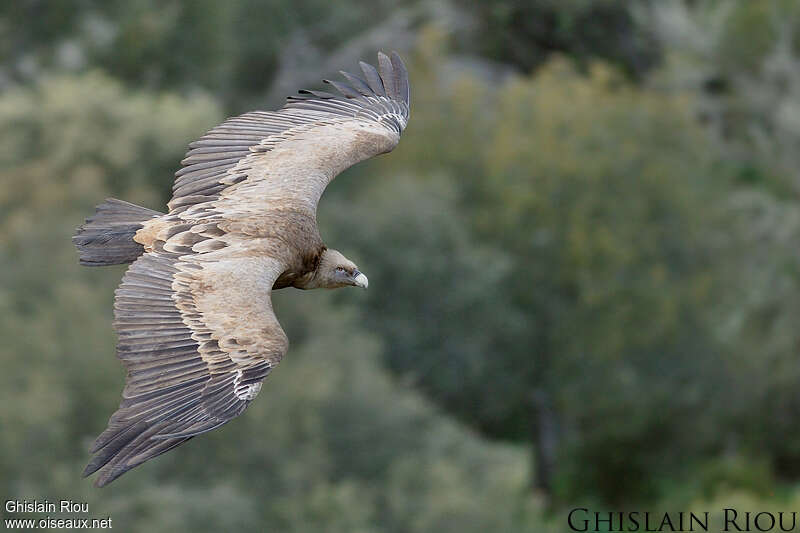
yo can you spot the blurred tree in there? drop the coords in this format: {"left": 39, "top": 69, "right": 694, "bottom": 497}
{"left": 650, "top": 0, "right": 800, "bottom": 191}
{"left": 332, "top": 40, "right": 738, "bottom": 503}
{"left": 479, "top": 60, "right": 730, "bottom": 502}
{"left": 714, "top": 189, "right": 800, "bottom": 479}
{"left": 650, "top": 0, "right": 800, "bottom": 480}
{"left": 0, "top": 0, "right": 420, "bottom": 110}
{"left": 456, "top": 0, "right": 661, "bottom": 78}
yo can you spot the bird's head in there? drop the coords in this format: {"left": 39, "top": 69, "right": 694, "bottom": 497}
{"left": 313, "top": 249, "right": 368, "bottom": 289}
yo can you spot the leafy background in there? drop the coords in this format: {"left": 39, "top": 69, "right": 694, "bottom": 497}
{"left": 2, "top": 0, "right": 800, "bottom": 530}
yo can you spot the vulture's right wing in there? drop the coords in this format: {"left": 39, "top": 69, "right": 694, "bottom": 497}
{"left": 168, "top": 51, "right": 410, "bottom": 220}
{"left": 83, "top": 252, "right": 288, "bottom": 487}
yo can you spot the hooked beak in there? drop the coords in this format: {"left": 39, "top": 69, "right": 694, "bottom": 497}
{"left": 352, "top": 271, "right": 369, "bottom": 289}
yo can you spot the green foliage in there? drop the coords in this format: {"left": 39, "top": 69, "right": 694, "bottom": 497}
{"left": 651, "top": 0, "right": 800, "bottom": 192}
{"left": 334, "top": 47, "right": 742, "bottom": 503}
{"left": 0, "top": 0, "right": 419, "bottom": 108}
{"left": 0, "top": 71, "right": 222, "bottom": 201}
{"left": 456, "top": 0, "right": 660, "bottom": 77}
{"left": 651, "top": 0, "right": 800, "bottom": 484}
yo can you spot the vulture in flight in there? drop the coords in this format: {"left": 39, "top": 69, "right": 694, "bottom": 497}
{"left": 73, "top": 52, "right": 410, "bottom": 487}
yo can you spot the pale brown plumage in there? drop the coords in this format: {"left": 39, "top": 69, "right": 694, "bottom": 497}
{"left": 73, "top": 52, "right": 410, "bottom": 486}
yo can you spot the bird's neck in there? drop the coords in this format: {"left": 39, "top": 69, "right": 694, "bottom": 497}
{"left": 290, "top": 246, "right": 328, "bottom": 290}
{"left": 292, "top": 270, "right": 320, "bottom": 290}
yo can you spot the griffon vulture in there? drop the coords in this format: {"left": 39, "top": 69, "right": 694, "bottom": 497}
{"left": 73, "top": 52, "right": 410, "bottom": 487}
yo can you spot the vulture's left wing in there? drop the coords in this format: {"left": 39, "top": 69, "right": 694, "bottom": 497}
{"left": 168, "top": 51, "right": 410, "bottom": 219}
{"left": 83, "top": 252, "right": 288, "bottom": 487}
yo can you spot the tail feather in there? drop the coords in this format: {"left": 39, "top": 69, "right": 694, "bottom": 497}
{"left": 73, "top": 198, "right": 162, "bottom": 266}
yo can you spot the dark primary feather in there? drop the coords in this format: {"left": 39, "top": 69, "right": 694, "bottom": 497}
{"left": 359, "top": 60, "right": 386, "bottom": 96}
{"left": 377, "top": 52, "right": 397, "bottom": 99}
{"left": 339, "top": 70, "right": 373, "bottom": 96}
{"left": 390, "top": 52, "right": 410, "bottom": 106}
{"left": 323, "top": 79, "right": 361, "bottom": 99}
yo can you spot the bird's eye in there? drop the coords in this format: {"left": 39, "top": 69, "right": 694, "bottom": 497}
{"left": 335, "top": 266, "right": 345, "bottom": 273}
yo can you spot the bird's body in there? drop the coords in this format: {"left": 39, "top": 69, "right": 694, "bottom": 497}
{"left": 73, "top": 52, "right": 409, "bottom": 486}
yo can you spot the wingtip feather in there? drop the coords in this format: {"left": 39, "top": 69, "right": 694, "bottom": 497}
{"left": 323, "top": 79, "right": 361, "bottom": 99}
{"left": 389, "top": 51, "right": 410, "bottom": 105}
{"left": 359, "top": 60, "right": 386, "bottom": 96}
{"left": 377, "top": 52, "right": 396, "bottom": 100}
{"left": 339, "top": 70, "right": 372, "bottom": 96}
